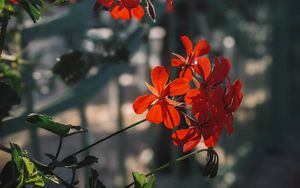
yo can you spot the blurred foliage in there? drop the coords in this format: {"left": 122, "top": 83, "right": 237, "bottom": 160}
{"left": 19, "top": 0, "right": 43, "bottom": 23}
{"left": 0, "top": 82, "right": 20, "bottom": 125}
{"left": 53, "top": 38, "right": 129, "bottom": 85}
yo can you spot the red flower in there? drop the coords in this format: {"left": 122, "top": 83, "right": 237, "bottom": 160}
{"left": 171, "top": 36, "right": 211, "bottom": 80}
{"left": 110, "top": 0, "right": 145, "bottom": 20}
{"left": 166, "top": 0, "right": 173, "bottom": 13}
{"left": 223, "top": 78, "right": 243, "bottom": 134}
{"left": 133, "top": 66, "right": 190, "bottom": 129}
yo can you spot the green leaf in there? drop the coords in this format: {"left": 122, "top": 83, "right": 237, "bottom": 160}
{"left": 10, "top": 143, "right": 60, "bottom": 188}
{"left": 19, "top": 0, "right": 43, "bottom": 23}
{"left": 71, "top": 155, "right": 98, "bottom": 169}
{"left": 26, "top": 113, "right": 71, "bottom": 137}
{"left": 89, "top": 168, "right": 106, "bottom": 188}
{"left": 132, "top": 172, "right": 155, "bottom": 188}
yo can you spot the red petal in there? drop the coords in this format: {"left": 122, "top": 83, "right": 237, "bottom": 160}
{"left": 179, "top": 67, "right": 194, "bottom": 81}
{"left": 225, "top": 113, "right": 233, "bottom": 135}
{"left": 171, "top": 128, "right": 201, "bottom": 152}
{"left": 205, "top": 57, "right": 231, "bottom": 88}
{"left": 131, "top": 5, "right": 144, "bottom": 20}
{"left": 110, "top": 3, "right": 130, "bottom": 20}
{"left": 133, "top": 94, "right": 157, "bottom": 114}
{"left": 197, "top": 57, "right": 211, "bottom": 80}
{"left": 151, "top": 66, "right": 169, "bottom": 95}
{"left": 171, "top": 58, "right": 184, "bottom": 67}
{"left": 194, "top": 39, "right": 211, "bottom": 57}
{"left": 202, "top": 121, "right": 222, "bottom": 147}
{"left": 146, "top": 103, "right": 163, "bottom": 124}
{"left": 168, "top": 78, "right": 190, "bottom": 96}
{"left": 98, "top": 0, "right": 114, "bottom": 8}
{"left": 181, "top": 36, "right": 193, "bottom": 56}
{"left": 184, "top": 89, "right": 202, "bottom": 105}
{"left": 162, "top": 103, "right": 180, "bottom": 129}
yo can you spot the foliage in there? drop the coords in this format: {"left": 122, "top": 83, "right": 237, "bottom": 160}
{"left": 26, "top": 113, "right": 87, "bottom": 137}
{"left": 132, "top": 172, "right": 155, "bottom": 188}
{"left": 10, "top": 143, "right": 60, "bottom": 188}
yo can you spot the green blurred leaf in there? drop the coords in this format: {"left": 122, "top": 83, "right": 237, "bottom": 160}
{"left": 19, "top": 0, "right": 43, "bottom": 23}
{"left": 0, "top": 0, "right": 5, "bottom": 13}
{"left": 26, "top": 113, "right": 71, "bottom": 137}
{"left": 132, "top": 172, "right": 155, "bottom": 188}
{"left": 0, "top": 63, "right": 22, "bottom": 95}
{"left": 89, "top": 168, "right": 106, "bottom": 188}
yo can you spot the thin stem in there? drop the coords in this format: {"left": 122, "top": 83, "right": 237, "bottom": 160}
{"left": 63, "top": 119, "right": 147, "bottom": 160}
{"left": 54, "top": 137, "right": 63, "bottom": 159}
{"left": 70, "top": 169, "right": 76, "bottom": 185}
{"left": 0, "top": 14, "right": 9, "bottom": 57}
{"left": 124, "top": 149, "right": 209, "bottom": 188}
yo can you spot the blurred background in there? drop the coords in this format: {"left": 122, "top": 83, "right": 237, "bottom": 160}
{"left": 1, "top": 0, "right": 299, "bottom": 187}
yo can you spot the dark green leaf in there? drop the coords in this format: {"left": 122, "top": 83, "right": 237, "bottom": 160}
{"left": 89, "top": 168, "right": 105, "bottom": 188}
{"left": 62, "top": 156, "right": 78, "bottom": 166}
{"left": 19, "top": 0, "right": 43, "bottom": 23}
{"left": 67, "top": 155, "right": 98, "bottom": 169}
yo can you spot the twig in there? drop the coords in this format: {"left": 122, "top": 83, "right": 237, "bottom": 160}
{"left": 124, "top": 149, "right": 210, "bottom": 188}
{"left": 63, "top": 119, "right": 147, "bottom": 160}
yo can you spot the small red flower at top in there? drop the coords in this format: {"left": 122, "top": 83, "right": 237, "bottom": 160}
{"left": 133, "top": 66, "right": 190, "bottom": 129}
{"left": 97, "top": 0, "right": 145, "bottom": 20}
{"left": 9, "top": 0, "right": 18, "bottom": 4}
{"left": 171, "top": 36, "right": 211, "bottom": 80}
{"left": 166, "top": 0, "right": 173, "bottom": 13}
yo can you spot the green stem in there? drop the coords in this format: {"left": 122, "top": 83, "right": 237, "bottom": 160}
{"left": 63, "top": 119, "right": 147, "bottom": 160}
{"left": 54, "top": 137, "right": 63, "bottom": 159}
{"left": 124, "top": 149, "right": 210, "bottom": 188}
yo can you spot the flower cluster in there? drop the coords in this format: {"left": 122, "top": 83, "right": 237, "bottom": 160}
{"left": 96, "top": 0, "right": 174, "bottom": 20}
{"left": 133, "top": 36, "right": 243, "bottom": 152}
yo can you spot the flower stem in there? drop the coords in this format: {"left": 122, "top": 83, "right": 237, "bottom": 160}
{"left": 63, "top": 119, "right": 147, "bottom": 160}
{"left": 54, "top": 137, "right": 63, "bottom": 159}
{"left": 124, "top": 148, "right": 210, "bottom": 188}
